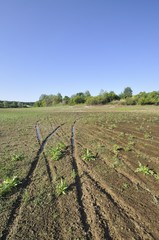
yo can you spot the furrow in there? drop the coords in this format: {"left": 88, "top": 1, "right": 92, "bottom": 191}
{"left": 83, "top": 170, "right": 156, "bottom": 239}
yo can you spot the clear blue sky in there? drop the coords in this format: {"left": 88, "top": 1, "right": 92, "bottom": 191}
{"left": 0, "top": 0, "right": 159, "bottom": 101}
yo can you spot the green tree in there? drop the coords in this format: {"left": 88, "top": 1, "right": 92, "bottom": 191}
{"left": 121, "top": 87, "right": 133, "bottom": 99}
{"left": 3, "top": 101, "right": 10, "bottom": 108}
{"left": 63, "top": 96, "right": 70, "bottom": 104}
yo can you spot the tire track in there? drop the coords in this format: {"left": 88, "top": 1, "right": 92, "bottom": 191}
{"left": 1, "top": 124, "right": 62, "bottom": 240}
{"left": 71, "top": 122, "right": 92, "bottom": 239}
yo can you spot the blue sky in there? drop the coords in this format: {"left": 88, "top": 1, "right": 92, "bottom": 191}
{"left": 0, "top": 0, "right": 159, "bottom": 101}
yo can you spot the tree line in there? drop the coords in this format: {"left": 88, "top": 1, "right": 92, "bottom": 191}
{"left": 1, "top": 87, "right": 159, "bottom": 108}
{"left": 34, "top": 87, "right": 159, "bottom": 107}
{"left": 0, "top": 101, "right": 34, "bottom": 108}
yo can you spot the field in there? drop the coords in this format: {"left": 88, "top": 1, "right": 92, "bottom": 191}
{"left": 0, "top": 105, "right": 159, "bottom": 240}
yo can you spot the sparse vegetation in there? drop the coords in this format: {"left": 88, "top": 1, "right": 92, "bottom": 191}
{"left": 135, "top": 162, "right": 154, "bottom": 175}
{"left": 1, "top": 106, "right": 159, "bottom": 239}
{"left": 0, "top": 176, "right": 20, "bottom": 197}
{"left": 55, "top": 178, "right": 68, "bottom": 196}
{"left": 50, "top": 142, "right": 67, "bottom": 161}
{"left": 112, "top": 144, "right": 123, "bottom": 155}
{"left": 82, "top": 149, "right": 96, "bottom": 161}
{"left": 11, "top": 153, "right": 24, "bottom": 161}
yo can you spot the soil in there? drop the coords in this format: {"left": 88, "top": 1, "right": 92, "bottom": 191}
{"left": 1, "top": 110, "right": 159, "bottom": 239}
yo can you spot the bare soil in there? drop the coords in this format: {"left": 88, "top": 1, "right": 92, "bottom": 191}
{"left": 1, "top": 110, "right": 159, "bottom": 239}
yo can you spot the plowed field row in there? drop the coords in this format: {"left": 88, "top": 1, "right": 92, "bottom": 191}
{"left": 1, "top": 110, "right": 159, "bottom": 239}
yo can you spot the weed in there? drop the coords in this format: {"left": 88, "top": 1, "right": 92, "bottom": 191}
{"left": 11, "top": 153, "right": 24, "bottom": 161}
{"left": 128, "top": 134, "right": 135, "bottom": 141}
{"left": 55, "top": 178, "right": 68, "bottom": 196}
{"left": 82, "top": 149, "right": 96, "bottom": 161}
{"left": 53, "top": 212, "right": 59, "bottom": 220}
{"left": 155, "top": 173, "right": 159, "bottom": 181}
{"left": 122, "top": 183, "right": 129, "bottom": 189}
{"left": 50, "top": 142, "right": 67, "bottom": 161}
{"left": 0, "top": 176, "right": 20, "bottom": 197}
{"left": 144, "top": 132, "right": 152, "bottom": 139}
{"left": 112, "top": 144, "right": 123, "bottom": 155}
{"left": 119, "top": 132, "right": 125, "bottom": 138}
{"left": 135, "top": 162, "right": 154, "bottom": 175}
{"left": 112, "top": 156, "right": 122, "bottom": 168}
{"left": 124, "top": 145, "right": 132, "bottom": 152}
{"left": 109, "top": 124, "right": 116, "bottom": 130}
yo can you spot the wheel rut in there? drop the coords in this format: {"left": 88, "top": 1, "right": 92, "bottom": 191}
{"left": 71, "top": 122, "right": 92, "bottom": 239}
{"left": 1, "top": 123, "right": 63, "bottom": 240}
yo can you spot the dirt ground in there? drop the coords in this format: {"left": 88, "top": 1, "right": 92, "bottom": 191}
{"left": 1, "top": 108, "right": 159, "bottom": 239}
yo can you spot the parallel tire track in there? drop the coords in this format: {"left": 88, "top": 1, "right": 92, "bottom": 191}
{"left": 1, "top": 124, "right": 62, "bottom": 240}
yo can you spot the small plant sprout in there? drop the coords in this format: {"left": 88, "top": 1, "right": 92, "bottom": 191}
{"left": 122, "top": 183, "right": 129, "bottom": 189}
{"left": 135, "top": 162, "right": 154, "bottom": 176}
{"left": 56, "top": 178, "right": 68, "bottom": 196}
{"left": 0, "top": 176, "right": 20, "bottom": 197}
{"left": 11, "top": 153, "right": 24, "bottom": 161}
{"left": 50, "top": 142, "right": 67, "bottom": 161}
{"left": 155, "top": 173, "right": 159, "bottom": 181}
{"left": 109, "top": 124, "right": 116, "bottom": 130}
{"left": 82, "top": 149, "right": 96, "bottom": 161}
{"left": 113, "top": 144, "right": 123, "bottom": 155}
{"left": 144, "top": 132, "right": 152, "bottom": 139}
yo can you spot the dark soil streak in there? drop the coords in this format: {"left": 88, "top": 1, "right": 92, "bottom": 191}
{"left": 1, "top": 125, "right": 62, "bottom": 240}
{"left": 71, "top": 123, "right": 92, "bottom": 240}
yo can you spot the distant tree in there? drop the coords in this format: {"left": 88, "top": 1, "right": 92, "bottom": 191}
{"left": 18, "top": 102, "right": 24, "bottom": 108}
{"left": 11, "top": 101, "right": 18, "bottom": 108}
{"left": 3, "top": 101, "right": 10, "bottom": 108}
{"left": 39, "top": 94, "right": 47, "bottom": 101}
{"left": 84, "top": 90, "right": 91, "bottom": 97}
{"left": 0, "top": 101, "right": 3, "bottom": 108}
{"left": 120, "top": 87, "right": 133, "bottom": 98}
{"left": 63, "top": 96, "right": 70, "bottom": 104}
{"left": 56, "top": 93, "right": 63, "bottom": 103}
{"left": 70, "top": 92, "right": 86, "bottom": 104}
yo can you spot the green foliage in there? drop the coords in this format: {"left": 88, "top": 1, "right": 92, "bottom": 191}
{"left": 120, "top": 87, "right": 133, "bottom": 99}
{"left": 112, "top": 156, "right": 122, "bottom": 168}
{"left": 155, "top": 173, "right": 159, "bottom": 181}
{"left": 86, "top": 91, "right": 119, "bottom": 105}
{"left": 135, "top": 162, "right": 154, "bottom": 175}
{"left": 109, "top": 124, "right": 116, "bottom": 130}
{"left": 0, "top": 176, "right": 20, "bottom": 197}
{"left": 50, "top": 142, "right": 67, "bottom": 161}
{"left": 134, "top": 91, "right": 159, "bottom": 105}
{"left": 55, "top": 178, "right": 68, "bottom": 196}
{"left": 11, "top": 153, "right": 24, "bottom": 161}
{"left": 82, "top": 149, "right": 96, "bottom": 161}
{"left": 112, "top": 144, "right": 123, "bottom": 155}
{"left": 125, "top": 97, "right": 136, "bottom": 105}
{"left": 144, "top": 132, "right": 152, "bottom": 139}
